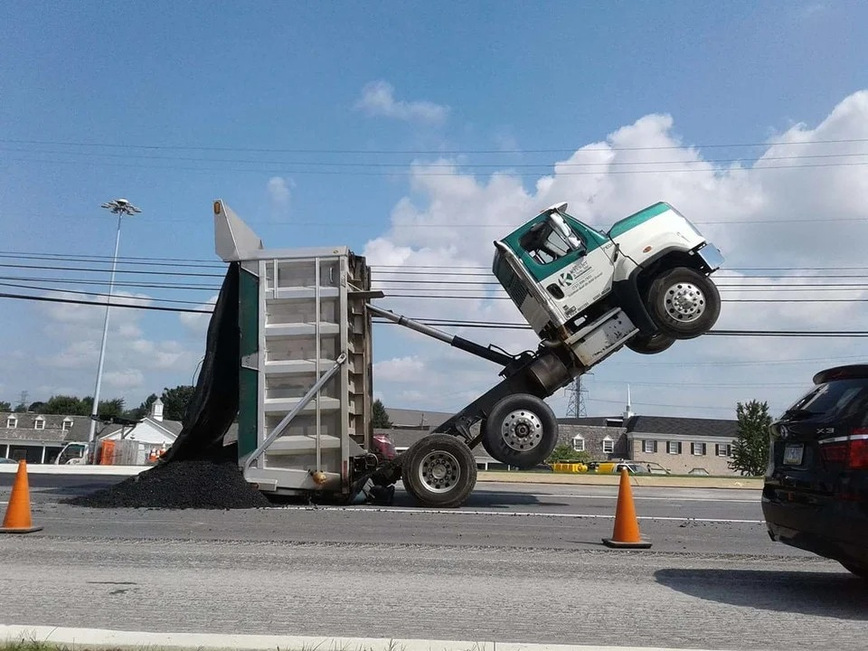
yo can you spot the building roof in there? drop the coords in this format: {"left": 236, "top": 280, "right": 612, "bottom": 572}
{"left": 0, "top": 412, "right": 87, "bottom": 444}
{"left": 100, "top": 417, "right": 182, "bottom": 438}
{"left": 385, "top": 407, "right": 451, "bottom": 429}
{"left": 559, "top": 416, "right": 625, "bottom": 427}
{"left": 625, "top": 415, "right": 737, "bottom": 438}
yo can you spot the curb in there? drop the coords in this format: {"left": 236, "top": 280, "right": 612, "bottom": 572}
{"left": 0, "top": 624, "right": 728, "bottom": 651}
{"left": 0, "top": 465, "right": 145, "bottom": 476}
{"left": 476, "top": 471, "right": 762, "bottom": 490}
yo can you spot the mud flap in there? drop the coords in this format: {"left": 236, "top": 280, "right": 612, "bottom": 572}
{"left": 162, "top": 263, "right": 240, "bottom": 463}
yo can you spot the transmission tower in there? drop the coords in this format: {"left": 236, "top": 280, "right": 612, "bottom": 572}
{"left": 565, "top": 375, "right": 589, "bottom": 418}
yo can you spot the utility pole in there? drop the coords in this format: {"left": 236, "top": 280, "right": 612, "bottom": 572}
{"left": 86, "top": 199, "right": 141, "bottom": 463}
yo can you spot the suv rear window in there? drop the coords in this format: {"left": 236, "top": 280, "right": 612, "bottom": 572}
{"left": 784, "top": 379, "right": 868, "bottom": 418}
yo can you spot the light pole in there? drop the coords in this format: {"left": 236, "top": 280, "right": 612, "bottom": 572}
{"left": 86, "top": 198, "right": 141, "bottom": 463}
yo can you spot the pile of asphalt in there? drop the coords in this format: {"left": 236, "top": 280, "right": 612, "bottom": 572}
{"left": 66, "top": 460, "right": 271, "bottom": 509}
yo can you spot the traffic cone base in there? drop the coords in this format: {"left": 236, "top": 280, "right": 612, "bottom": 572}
{"left": 0, "top": 525, "right": 43, "bottom": 534}
{"left": 602, "top": 467, "right": 651, "bottom": 549}
{"left": 602, "top": 537, "right": 652, "bottom": 549}
{"left": 1, "top": 460, "right": 42, "bottom": 534}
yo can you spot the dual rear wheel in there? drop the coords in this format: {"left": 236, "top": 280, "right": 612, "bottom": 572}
{"left": 402, "top": 394, "right": 559, "bottom": 508}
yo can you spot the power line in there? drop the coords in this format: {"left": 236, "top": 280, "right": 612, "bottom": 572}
{"left": 2, "top": 291, "right": 866, "bottom": 340}
{"left": 4, "top": 135, "right": 868, "bottom": 154}
{"left": 5, "top": 155, "right": 868, "bottom": 176}
{"left": 4, "top": 145, "right": 868, "bottom": 168}
{"left": 0, "top": 281, "right": 210, "bottom": 307}
{"left": 0, "top": 262, "right": 225, "bottom": 278}
{"left": 0, "top": 292, "right": 211, "bottom": 313}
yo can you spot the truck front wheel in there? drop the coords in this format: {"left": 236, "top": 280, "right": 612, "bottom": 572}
{"left": 402, "top": 434, "right": 477, "bottom": 508}
{"left": 482, "top": 394, "right": 559, "bottom": 469}
{"left": 626, "top": 332, "right": 676, "bottom": 355}
{"left": 647, "top": 267, "right": 720, "bottom": 339}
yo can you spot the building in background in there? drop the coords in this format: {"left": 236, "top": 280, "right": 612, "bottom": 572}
{"left": 383, "top": 406, "right": 740, "bottom": 476}
{"left": 0, "top": 412, "right": 84, "bottom": 463}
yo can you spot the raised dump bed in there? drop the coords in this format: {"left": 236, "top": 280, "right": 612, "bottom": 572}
{"left": 213, "top": 200, "right": 375, "bottom": 497}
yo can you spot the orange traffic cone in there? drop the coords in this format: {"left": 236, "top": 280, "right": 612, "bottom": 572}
{"left": 1, "top": 460, "right": 42, "bottom": 534}
{"left": 603, "top": 468, "right": 650, "bottom": 549}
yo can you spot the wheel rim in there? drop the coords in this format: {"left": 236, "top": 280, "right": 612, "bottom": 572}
{"left": 661, "top": 281, "right": 706, "bottom": 323}
{"left": 500, "top": 409, "right": 544, "bottom": 451}
{"left": 418, "top": 450, "right": 461, "bottom": 493}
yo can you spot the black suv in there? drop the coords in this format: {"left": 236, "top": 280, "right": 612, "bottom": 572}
{"left": 762, "top": 365, "right": 868, "bottom": 578}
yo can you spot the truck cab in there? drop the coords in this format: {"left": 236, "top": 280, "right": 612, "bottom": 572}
{"left": 55, "top": 442, "right": 88, "bottom": 465}
{"left": 493, "top": 201, "right": 723, "bottom": 357}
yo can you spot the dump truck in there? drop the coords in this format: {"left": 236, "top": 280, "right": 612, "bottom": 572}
{"left": 165, "top": 199, "right": 722, "bottom": 508}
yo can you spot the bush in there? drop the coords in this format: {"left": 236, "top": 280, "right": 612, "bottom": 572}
{"left": 547, "top": 443, "right": 591, "bottom": 464}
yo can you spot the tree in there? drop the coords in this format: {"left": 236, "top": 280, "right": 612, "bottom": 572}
{"left": 125, "top": 394, "right": 158, "bottom": 420}
{"left": 372, "top": 399, "right": 392, "bottom": 428}
{"left": 28, "top": 401, "right": 46, "bottom": 413}
{"left": 730, "top": 400, "right": 773, "bottom": 476}
{"left": 547, "top": 443, "right": 592, "bottom": 464}
{"left": 97, "top": 398, "right": 126, "bottom": 419}
{"left": 161, "top": 385, "right": 196, "bottom": 421}
{"left": 0, "top": 401, "right": 11, "bottom": 412}
{"left": 42, "top": 395, "right": 90, "bottom": 415}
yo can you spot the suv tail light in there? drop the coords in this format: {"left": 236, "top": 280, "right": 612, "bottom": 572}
{"left": 819, "top": 428, "right": 868, "bottom": 469}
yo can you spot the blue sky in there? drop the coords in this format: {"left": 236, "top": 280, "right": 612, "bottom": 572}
{"left": 1, "top": 1, "right": 867, "bottom": 419}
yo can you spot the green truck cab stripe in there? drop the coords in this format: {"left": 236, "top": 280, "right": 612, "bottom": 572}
{"left": 238, "top": 267, "right": 259, "bottom": 458}
{"left": 607, "top": 201, "right": 671, "bottom": 238}
{"left": 499, "top": 211, "right": 609, "bottom": 283}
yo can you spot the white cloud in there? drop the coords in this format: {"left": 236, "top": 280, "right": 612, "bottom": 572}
{"left": 364, "top": 90, "right": 868, "bottom": 418}
{"left": 356, "top": 80, "right": 449, "bottom": 125}
{"left": 103, "top": 369, "right": 145, "bottom": 390}
{"left": 29, "top": 289, "right": 201, "bottom": 400}
{"left": 373, "top": 356, "right": 426, "bottom": 383}
{"left": 179, "top": 294, "right": 218, "bottom": 337}
{"left": 267, "top": 176, "right": 292, "bottom": 212}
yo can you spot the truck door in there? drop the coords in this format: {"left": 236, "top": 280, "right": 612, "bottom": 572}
{"left": 516, "top": 213, "right": 615, "bottom": 322}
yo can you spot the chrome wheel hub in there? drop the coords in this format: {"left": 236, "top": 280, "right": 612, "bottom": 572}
{"left": 418, "top": 450, "right": 460, "bottom": 493}
{"left": 663, "top": 281, "right": 706, "bottom": 323}
{"left": 501, "top": 409, "right": 543, "bottom": 451}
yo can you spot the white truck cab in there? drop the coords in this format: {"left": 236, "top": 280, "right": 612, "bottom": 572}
{"left": 493, "top": 201, "right": 723, "bottom": 361}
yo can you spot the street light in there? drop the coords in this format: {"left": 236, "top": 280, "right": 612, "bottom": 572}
{"left": 86, "top": 198, "right": 141, "bottom": 463}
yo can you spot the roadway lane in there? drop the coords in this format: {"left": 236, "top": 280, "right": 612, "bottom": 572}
{"left": 0, "top": 529, "right": 863, "bottom": 651}
{"left": 5, "top": 472, "right": 762, "bottom": 522}
{"left": 4, "top": 474, "right": 861, "bottom": 651}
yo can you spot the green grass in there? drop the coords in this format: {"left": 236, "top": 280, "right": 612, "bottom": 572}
{"left": 1, "top": 644, "right": 126, "bottom": 651}
{"left": 1, "top": 641, "right": 411, "bottom": 651}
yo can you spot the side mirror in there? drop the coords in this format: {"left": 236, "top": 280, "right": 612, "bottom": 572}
{"left": 548, "top": 213, "right": 583, "bottom": 251}
{"left": 549, "top": 213, "right": 572, "bottom": 239}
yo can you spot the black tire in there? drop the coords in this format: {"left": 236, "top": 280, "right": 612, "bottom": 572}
{"left": 625, "top": 332, "right": 676, "bottom": 355}
{"left": 646, "top": 267, "right": 721, "bottom": 339}
{"left": 401, "top": 434, "right": 477, "bottom": 508}
{"left": 482, "top": 393, "right": 559, "bottom": 469}
{"left": 479, "top": 421, "right": 498, "bottom": 459}
{"left": 840, "top": 561, "right": 868, "bottom": 580}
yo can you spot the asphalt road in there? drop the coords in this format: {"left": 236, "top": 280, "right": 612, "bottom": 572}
{"left": 2, "top": 474, "right": 865, "bottom": 650}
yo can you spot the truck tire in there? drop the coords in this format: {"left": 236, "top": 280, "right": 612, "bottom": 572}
{"left": 840, "top": 561, "right": 868, "bottom": 580}
{"left": 402, "top": 434, "right": 477, "bottom": 508}
{"left": 482, "top": 394, "right": 559, "bottom": 469}
{"left": 626, "top": 332, "right": 676, "bottom": 355}
{"left": 646, "top": 267, "right": 720, "bottom": 339}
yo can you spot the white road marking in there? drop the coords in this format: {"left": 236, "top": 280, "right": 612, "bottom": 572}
{"left": 528, "top": 493, "right": 758, "bottom": 503}
{"left": 274, "top": 504, "right": 765, "bottom": 524}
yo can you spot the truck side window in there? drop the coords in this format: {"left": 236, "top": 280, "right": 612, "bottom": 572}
{"left": 519, "top": 221, "right": 585, "bottom": 265}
